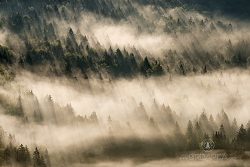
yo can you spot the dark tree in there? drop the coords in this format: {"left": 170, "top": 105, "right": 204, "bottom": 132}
{"left": 16, "top": 144, "right": 31, "bottom": 165}
{"left": 33, "top": 147, "right": 47, "bottom": 167}
{"left": 236, "top": 124, "right": 248, "bottom": 150}
{"left": 186, "top": 120, "right": 198, "bottom": 150}
{"left": 140, "top": 57, "right": 152, "bottom": 76}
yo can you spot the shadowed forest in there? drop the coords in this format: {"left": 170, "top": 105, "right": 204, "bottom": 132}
{"left": 0, "top": 0, "right": 250, "bottom": 167}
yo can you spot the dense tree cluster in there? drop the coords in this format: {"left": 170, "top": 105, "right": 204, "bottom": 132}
{"left": 17, "top": 27, "right": 166, "bottom": 78}
{"left": 0, "top": 92, "right": 250, "bottom": 163}
{"left": 0, "top": 0, "right": 138, "bottom": 21}
{"left": 138, "top": 0, "right": 250, "bottom": 19}
{"left": 83, "top": 102, "right": 250, "bottom": 158}
{"left": 0, "top": 127, "right": 50, "bottom": 167}
{"left": 149, "top": 102, "right": 250, "bottom": 152}
{"left": 76, "top": 103, "right": 250, "bottom": 160}
{"left": 0, "top": 91, "right": 100, "bottom": 126}
{"left": 0, "top": 0, "right": 248, "bottom": 81}
{"left": 0, "top": 0, "right": 249, "bottom": 165}
{"left": 2, "top": 92, "right": 250, "bottom": 155}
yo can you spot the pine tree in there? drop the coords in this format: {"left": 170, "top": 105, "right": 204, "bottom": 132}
{"left": 46, "top": 95, "right": 57, "bottom": 124}
{"left": 16, "top": 144, "right": 31, "bottom": 165}
{"left": 33, "top": 147, "right": 40, "bottom": 167}
{"left": 186, "top": 120, "right": 198, "bottom": 150}
{"left": 213, "top": 125, "right": 228, "bottom": 149}
{"left": 25, "top": 145, "right": 31, "bottom": 164}
{"left": 219, "top": 124, "right": 226, "bottom": 137}
{"left": 173, "top": 121, "right": 185, "bottom": 151}
{"left": 209, "top": 114, "right": 217, "bottom": 132}
{"left": 152, "top": 60, "right": 164, "bottom": 76}
{"left": 89, "top": 112, "right": 98, "bottom": 124}
{"left": 236, "top": 124, "right": 248, "bottom": 150}
{"left": 16, "top": 95, "right": 25, "bottom": 117}
{"left": 179, "top": 61, "right": 186, "bottom": 75}
{"left": 247, "top": 121, "right": 250, "bottom": 149}
{"left": 231, "top": 118, "right": 238, "bottom": 139}
{"left": 135, "top": 102, "right": 149, "bottom": 122}
{"left": 199, "top": 111, "right": 213, "bottom": 135}
{"left": 202, "top": 65, "right": 207, "bottom": 74}
{"left": 66, "top": 28, "right": 79, "bottom": 53}
{"left": 217, "top": 109, "right": 231, "bottom": 137}
{"left": 0, "top": 126, "right": 4, "bottom": 148}
{"left": 140, "top": 57, "right": 152, "bottom": 76}
{"left": 3, "top": 146, "right": 11, "bottom": 163}
{"left": 33, "top": 147, "right": 47, "bottom": 167}
{"left": 194, "top": 122, "right": 203, "bottom": 143}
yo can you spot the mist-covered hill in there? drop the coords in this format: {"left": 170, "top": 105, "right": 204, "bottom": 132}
{"left": 138, "top": 0, "right": 250, "bottom": 19}
{"left": 0, "top": 0, "right": 249, "bottom": 81}
{"left": 0, "top": 1, "right": 250, "bottom": 166}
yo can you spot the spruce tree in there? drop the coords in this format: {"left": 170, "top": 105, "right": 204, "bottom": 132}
{"left": 236, "top": 124, "right": 248, "bottom": 150}
{"left": 33, "top": 147, "right": 47, "bottom": 167}
{"left": 186, "top": 120, "right": 198, "bottom": 150}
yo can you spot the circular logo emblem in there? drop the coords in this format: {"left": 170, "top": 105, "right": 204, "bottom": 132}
{"left": 200, "top": 139, "right": 215, "bottom": 151}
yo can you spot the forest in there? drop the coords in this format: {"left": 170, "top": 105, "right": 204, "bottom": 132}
{"left": 0, "top": 90, "right": 250, "bottom": 166}
{"left": 0, "top": 0, "right": 249, "bottom": 80}
{"left": 0, "top": 0, "right": 250, "bottom": 167}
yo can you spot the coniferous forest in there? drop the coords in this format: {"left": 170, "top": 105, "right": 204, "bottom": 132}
{"left": 0, "top": 0, "right": 250, "bottom": 167}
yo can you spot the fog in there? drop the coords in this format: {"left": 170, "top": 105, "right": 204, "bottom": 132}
{"left": 0, "top": 1, "right": 250, "bottom": 166}
{"left": 15, "top": 70, "right": 250, "bottom": 122}
{"left": 0, "top": 70, "right": 249, "bottom": 155}
{"left": 49, "top": 6, "right": 250, "bottom": 58}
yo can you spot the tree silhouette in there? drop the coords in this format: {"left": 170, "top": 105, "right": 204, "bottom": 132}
{"left": 33, "top": 147, "right": 47, "bottom": 167}
{"left": 186, "top": 120, "right": 198, "bottom": 150}
{"left": 236, "top": 124, "right": 248, "bottom": 150}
